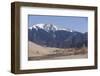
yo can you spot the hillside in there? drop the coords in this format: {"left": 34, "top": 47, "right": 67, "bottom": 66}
{"left": 28, "top": 23, "right": 88, "bottom": 48}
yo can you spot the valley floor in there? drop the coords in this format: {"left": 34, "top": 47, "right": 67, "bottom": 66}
{"left": 28, "top": 41, "right": 88, "bottom": 61}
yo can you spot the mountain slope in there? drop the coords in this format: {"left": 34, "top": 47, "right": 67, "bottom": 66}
{"left": 28, "top": 24, "right": 88, "bottom": 48}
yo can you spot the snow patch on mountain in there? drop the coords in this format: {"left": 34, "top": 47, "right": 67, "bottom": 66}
{"left": 29, "top": 23, "right": 73, "bottom": 32}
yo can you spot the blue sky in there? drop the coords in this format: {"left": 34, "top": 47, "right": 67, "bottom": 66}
{"left": 28, "top": 15, "right": 88, "bottom": 33}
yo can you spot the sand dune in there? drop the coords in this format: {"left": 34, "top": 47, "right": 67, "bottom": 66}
{"left": 28, "top": 41, "right": 88, "bottom": 60}
{"left": 28, "top": 41, "right": 59, "bottom": 57}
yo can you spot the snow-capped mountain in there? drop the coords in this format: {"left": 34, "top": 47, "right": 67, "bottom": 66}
{"left": 29, "top": 23, "right": 73, "bottom": 32}
{"left": 28, "top": 24, "right": 88, "bottom": 48}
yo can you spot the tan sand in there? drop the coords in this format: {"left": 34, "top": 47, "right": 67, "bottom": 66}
{"left": 28, "top": 41, "right": 88, "bottom": 60}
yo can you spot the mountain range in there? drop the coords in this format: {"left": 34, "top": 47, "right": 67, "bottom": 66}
{"left": 28, "top": 24, "right": 88, "bottom": 48}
